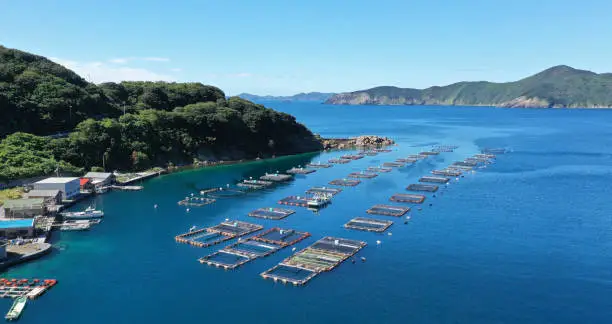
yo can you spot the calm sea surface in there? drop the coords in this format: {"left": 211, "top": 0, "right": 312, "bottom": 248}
{"left": 6, "top": 103, "right": 612, "bottom": 323}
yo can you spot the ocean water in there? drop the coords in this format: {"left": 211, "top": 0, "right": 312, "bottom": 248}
{"left": 6, "top": 103, "right": 612, "bottom": 323}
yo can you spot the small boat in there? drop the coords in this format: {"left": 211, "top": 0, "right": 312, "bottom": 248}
{"left": 5, "top": 296, "right": 27, "bottom": 321}
{"left": 306, "top": 194, "right": 332, "bottom": 208}
{"left": 60, "top": 223, "right": 91, "bottom": 231}
{"left": 61, "top": 206, "right": 104, "bottom": 220}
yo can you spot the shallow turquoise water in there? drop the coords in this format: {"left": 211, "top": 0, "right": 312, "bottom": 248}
{"left": 6, "top": 103, "right": 612, "bottom": 323}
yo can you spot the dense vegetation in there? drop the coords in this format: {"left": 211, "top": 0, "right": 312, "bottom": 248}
{"left": 325, "top": 65, "right": 612, "bottom": 108}
{"left": 238, "top": 92, "right": 336, "bottom": 103}
{"left": 0, "top": 46, "right": 322, "bottom": 182}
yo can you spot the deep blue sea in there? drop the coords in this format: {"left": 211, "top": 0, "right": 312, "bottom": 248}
{"left": 6, "top": 103, "right": 612, "bottom": 323}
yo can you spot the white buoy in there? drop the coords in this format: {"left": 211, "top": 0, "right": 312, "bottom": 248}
{"left": 292, "top": 247, "right": 296, "bottom": 252}
{"left": 388, "top": 232, "right": 392, "bottom": 236}
{"left": 186, "top": 208, "right": 190, "bottom": 212}
{"left": 226, "top": 184, "right": 230, "bottom": 188}
{"left": 154, "top": 204, "right": 158, "bottom": 209}
{"left": 190, "top": 193, "right": 194, "bottom": 196}
{"left": 376, "top": 240, "right": 381, "bottom": 245}
{"left": 225, "top": 218, "right": 229, "bottom": 222}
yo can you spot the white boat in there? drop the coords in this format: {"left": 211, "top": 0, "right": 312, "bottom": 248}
{"left": 60, "top": 223, "right": 91, "bottom": 231}
{"left": 306, "top": 194, "right": 332, "bottom": 208}
{"left": 61, "top": 206, "right": 104, "bottom": 219}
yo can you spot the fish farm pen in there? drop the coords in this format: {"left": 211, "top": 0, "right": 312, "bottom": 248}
{"left": 286, "top": 167, "right": 316, "bottom": 175}
{"left": 205, "top": 188, "right": 247, "bottom": 199}
{"left": 432, "top": 145, "right": 458, "bottom": 152}
{"left": 306, "top": 186, "right": 343, "bottom": 196}
{"left": 248, "top": 207, "right": 295, "bottom": 220}
{"left": 260, "top": 173, "right": 293, "bottom": 182}
{"left": 0, "top": 279, "right": 57, "bottom": 299}
{"left": 390, "top": 193, "right": 426, "bottom": 204}
{"left": 306, "top": 162, "right": 332, "bottom": 168}
{"left": 406, "top": 184, "right": 439, "bottom": 192}
{"left": 237, "top": 182, "right": 266, "bottom": 190}
{"left": 178, "top": 197, "right": 216, "bottom": 207}
{"left": 261, "top": 237, "right": 367, "bottom": 286}
{"left": 432, "top": 169, "right": 462, "bottom": 177}
{"left": 329, "top": 179, "right": 361, "bottom": 187}
{"left": 396, "top": 158, "right": 417, "bottom": 163}
{"left": 347, "top": 172, "right": 378, "bottom": 179}
{"left": 359, "top": 151, "right": 378, "bottom": 156}
{"left": 453, "top": 161, "right": 478, "bottom": 167}
{"left": 175, "top": 220, "right": 263, "bottom": 248}
{"left": 341, "top": 154, "right": 364, "bottom": 160}
{"left": 367, "top": 166, "right": 392, "bottom": 173}
{"left": 382, "top": 162, "right": 406, "bottom": 168}
{"left": 447, "top": 165, "right": 473, "bottom": 172}
{"left": 375, "top": 148, "right": 392, "bottom": 153}
{"left": 408, "top": 154, "right": 427, "bottom": 160}
{"left": 278, "top": 195, "right": 331, "bottom": 208}
{"left": 474, "top": 153, "right": 496, "bottom": 159}
{"left": 419, "top": 151, "right": 440, "bottom": 156}
{"left": 199, "top": 228, "right": 311, "bottom": 270}
{"left": 419, "top": 176, "right": 450, "bottom": 184}
{"left": 366, "top": 204, "right": 410, "bottom": 217}
{"left": 328, "top": 158, "right": 351, "bottom": 164}
{"left": 482, "top": 148, "right": 506, "bottom": 154}
{"left": 344, "top": 217, "right": 393, "bottom": 233}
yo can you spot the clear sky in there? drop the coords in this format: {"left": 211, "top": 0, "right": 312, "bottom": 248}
{"left": 3, "top": 0, "right": 611, "bottom": 95}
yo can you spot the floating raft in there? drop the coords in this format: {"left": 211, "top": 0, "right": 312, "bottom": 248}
{"left": 366, "top": 204, "right": 410, "bottom": 217}
{"left": 199, "top": 228, "right": 311, "bottom": 270}
{"left": 261, "top": 237, "right": 366, "bottom": 286}
{"left": 237, "top": 183, "right": 265, "bottom": 190}
{"left": 419, "top": 176, "right": 450, "bottom": 184}
{"left": 260, "top": 173, "right": 293, "bottom": 182}
{"left": 396, "top": 158, "right": 417, "bottom": 163}
{"left": 482, "top": 148, "right": 506, "bottom": 154}
{"left": 175, "top": 220, "right": 263, "bottom": 248}
{"left": 306, "top": 186, "right": 342, "bottom": 196}
{"left": 406, "top": 184, "right": 439, "bottom": 192}
{"left": 432, "top": 145, "right": 458, "bottom": 152}
{"left": 328, "top": 158, "right": 351, "bottom": 164}
{"left": 474, "top": 153, "right": 496, "bottom": 160}
{"left": 382, "top": 162, "right": 405, "bottom": 168}
{"left": 453, "top": 161, "right": 478, "bottom": 167}
{"left": 329, "top": 179, "right": 361, "bottom": 187}
{"left": 408, "top": 154, "right": 427, "bottom": 160}
{"left": 359, "top": 151, "right": 378, "bottom": 156}
{"left": 447, "top": 165, "right": 473, "bottom": 172}
{"left": 286, "top": 167, "right": 316, "bottom": 175}
{"left": 432, "top": 169, "right": 462, "bottom": 177}
{"left": 419, "top": 151, "right": 440, "bottom": 156}
{"left": 347, "top": 172, "right": 378, "bottom": 179}
{"left": 243, "top": 179, "right": 273, "bottom": 186}
{"left": 390, "top": 193, "right": 426, "bottom": 204}
{"left": 248, "top": 207, "right": 295, "bottom": 220}
{"left": 278, "top": 196, "right": 311, "bottom": 207}
{"left": 306, "top": 162, "right": 332, "bottom": 168}
{"left": 341, "top": 154, "right": 364, "bottom": 160}
{"left": 0, "top": 279, "right": 57, "bottom": 299}
{"left": 375, "top": 149, "right": 392, "bottom": 153}
{"left": 345, "top": 217, "right": 393, "bottom": 233}
{"left": 178, "top": 196, "right": 216, "bottom": 207}
{"left": 366, "top": 166, "right": 392, "bottom": 173}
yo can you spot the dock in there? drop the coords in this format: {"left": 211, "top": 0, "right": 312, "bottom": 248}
{"left": 286, "top": 167, "right": 316, "bottom": 175}
{"left": 199, "top": 228, "right": 311, "bottom": 270}
{"left": 382, "top": 162, "right": 405, "bottom": 168}
{"left": 110, "top": 185, "right": 143, "bottom": 191}
{"left": 306, "top": 187, "right": 342, "bottom": 196}
{"left": 367, "top": 166, "right": 392, "bottom": 173}
{"left": 261, "top": 237, "right": 366, "bottom": 286}
{"left": 406, "top": 184, "right": 439, "bottom": 192}
{"left": 175, "top": 220, "right": 263, "bottom": 248}
{"left": 390, "top": 193, "right": 426, "bottom": 204}
{"left": 419, "top": 176, "right": 450, "bottom": 184}
{"left": 260, "top": 173, "right": 293, "bottom": 182}
{"left": 366, "top": 204, "right": 410, "bottom": 217}
{"left": 329, "top": 179, "right": 361, "bottom": 187}
{"left": 344, "top": 217, "right": 393, "bottom": 233}
{"left": 178, "top": 196, "right": 216, "bottom": 207}
{"left": 248, "top": 208, "right": 295, "bottom": 220}
{"left": 347, "top": 172, "right": 378, "bottom": 179}
{"left": 306, "top": 162, "right": 332, "bottom": 168}
{"left": 328, "top": 158, "right": 351, "bottom": 164}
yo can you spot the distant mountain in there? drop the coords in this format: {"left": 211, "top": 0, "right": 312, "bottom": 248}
{"left": 325, "top": 65, "right": 612, "bottom": 108}
{"left": 238, "top": 92, "right": 335, "bottom": 103}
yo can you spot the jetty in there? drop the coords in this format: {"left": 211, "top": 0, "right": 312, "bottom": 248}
{"left": 406, "top": 184, "right": 439, "bottom": 192}
{"left": 328, "top": 158, "right": 351, "bottom": 164}
{"left": 286, "top": 167, "right": 316, "bottom": 175}
{"left": 347, "top": 172, "right": 378, "bottom": 179}
{"left": 390, "top": 193, "right": 426, "bottom": 204}
{"left": 306, "top": 186, "right": 342, "bottom": 196}
{"left": 419, "top": 176, "right": 450, "bottom": 184}
{"left": 199, "top": 228, "right": 311, "bottom": 270}
{"left": 345, "top": 217, "right": 393, "bottom": 233}
{"left": 248, "top": 207, "right": 295, "bottom": 220}
{"left": 261, "top": 237, "right": 367, "bottom": 286}
{"left": 329, "top": 179, "right": 361, "bottom": 187}
{"left": 366, "top": 204, "right": 410, "bottom": 217}
{"left": 260, "top": 173, "right": 293, "bottom": 182}
{"left": 175, "top": 220, "right": 263, "bottom": 248}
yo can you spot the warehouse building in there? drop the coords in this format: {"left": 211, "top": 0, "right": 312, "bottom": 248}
{"left": 1, "top": 198, "right": 45, "bottom": 218}
{"left": 33, "top": 177, "right": 80, "bottom": 200}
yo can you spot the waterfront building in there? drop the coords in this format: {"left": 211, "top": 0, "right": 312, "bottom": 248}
{"left": 1, "top": 199, "right": 45, "bottom": 218}
{"left": 24, "top": 189, "right": 62, "bottom": 206}
{"left": 83, "top": 172, "right": 114, "bottom": 189}
{"left": 0, "top": 219, "right": 35, "bottom": 239}
{"left": 33, "top": 177, "right": 80, "bottom": 200}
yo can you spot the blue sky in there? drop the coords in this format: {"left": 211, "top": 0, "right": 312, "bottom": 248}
{"left": 3, "top": 0, "right": 611, "bottom": 95}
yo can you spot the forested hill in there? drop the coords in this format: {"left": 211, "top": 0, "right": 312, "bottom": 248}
{"left": 0, "top": 45, "right": 322, "bottom": 182}
{"left": 325, "top": 65, "right": 612, "bottom": 108}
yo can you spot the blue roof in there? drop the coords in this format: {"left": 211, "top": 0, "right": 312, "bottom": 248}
{"left": 0, "top": 219, "right": 34, "bottom": 229}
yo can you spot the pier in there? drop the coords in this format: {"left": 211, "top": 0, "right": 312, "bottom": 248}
{"left": 306, "top": 187, "right": 342, "bottom": 196}
{"left": 366, "top": 204, "right": 410, "bottom": 217}
{"left": 347, "top": 172, "right": 378, "bottom": 179}
{"left": 175, "top": 220, "right": 263, "bottom": 248}
{"left": 345, "top": 217, "right": 393, "bottom": 233}
{"left": 261, "top": 237, "right": 367, "bottom": 286}
{"left": 329, "top": 179, "right": 361, "bottom": 187}
{"left": 419, "top": 176, "right": 450, "bottom": 184}
{"left": 260, "top": 173, "right": 293, "bottom": 182}
{"left": 406, "top": 184, "right": 439, "bottom": 192}
{"left": 390, "top": 193, "right": 426, "bottom": 204}
{"left": 248, "top": 207, "right": 295, "bottom": 220}
{"left": 286, "top": 167, "right": 316, "bottom": 175}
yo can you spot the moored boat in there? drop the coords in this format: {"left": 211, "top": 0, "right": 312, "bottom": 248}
{"left": 5, "top": 296, "right": 27, "bottom": 321}
{"left": 61, "top": 206, "right": 104, "bottom": 220}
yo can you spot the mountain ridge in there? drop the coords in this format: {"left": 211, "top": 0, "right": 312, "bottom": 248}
{"left": 238, "top": 92, "right": 335, "bottom": 103}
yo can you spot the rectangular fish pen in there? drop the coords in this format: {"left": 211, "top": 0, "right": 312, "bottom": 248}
{"left": 243, "top": 179, "right": 273, "bottom": 186}
{"left": 419, "top": 176, "right": 450, "bottom": 184}
{"left": 306, "top": 186, "right": 342, "bottom": 196}
{"left": 261, "top": 237, "right": 367, "bottom": 286}
{"left": 366, "top": 204, "right": 410, "bottom": 217}
{"left": 278, "top": 196, "right": 312, "bottom": 207}
{"left": 329, "top": 179, "right": 361, "bottom": 187}
{"left": 328, "top": 158, "right": 351, "bottom": 164}
{"left": 237, "top": 182, "right": 266, "bottom": 190}
{"left": 390, "top": 193, "right": 426, "bottom": 204}
{"left": 199, "top": 228, "right": 310, "bottom": 270}
{"left": 408, "top": 154, "right": 427, "bottom": 160}
{"left": 474, "top": 153, "right": 496, "bottom": 159}
{"left": 367, "top": 166, "right": 393, "bottom": 173}
{"left": 431, "top": 169, "right": 462, "bottom": 177}
{"left": 447, "top": 165, "right": 473, "bottom": 172}
{"left": 341, "top": 154, "right": 364, "bottom": 160}
{"left": 359, "top": 151, "right": 378, "bottom": 156}
{"left": 260, "top": 173, "right": 293, "bottom": 182}
{"left": 396, "top": 158, "right": 417, "bottom": 163}
{"left": 383, "top": 162, "right": 406, "bottom": 167}
{"left": 286, "top": 167, "right": 316, "bottom": 175}
{"left": 375, "top": 148, "right": 392, "bottom": 153}
{"left": 178, "top": 197, "right": 216, "bottom": 207}
{"left": 419, "top": 151, "right": 440, "bottom": 156}
{"left": 175, "top": 220, "right": 263, "bottom": 248}
{"left": 306, "top": 162, "right": 332, "bottom": 168}
{"left": 453, "top": 161, "right": 478, "bottom": 167}
{"left": 345, "top": 217, "right": 393, "bottom": 233}
{"left": 347, "top": 172, "right": 378, "bottom": 179}
{"left": 406, "top": 184, "right": 439, "bottom": 192}
{"left": 482, "top": 148, "right": 506, "bottom": 154}
{"left": 248, "top": 207, "right": 295, "bottom": 220}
